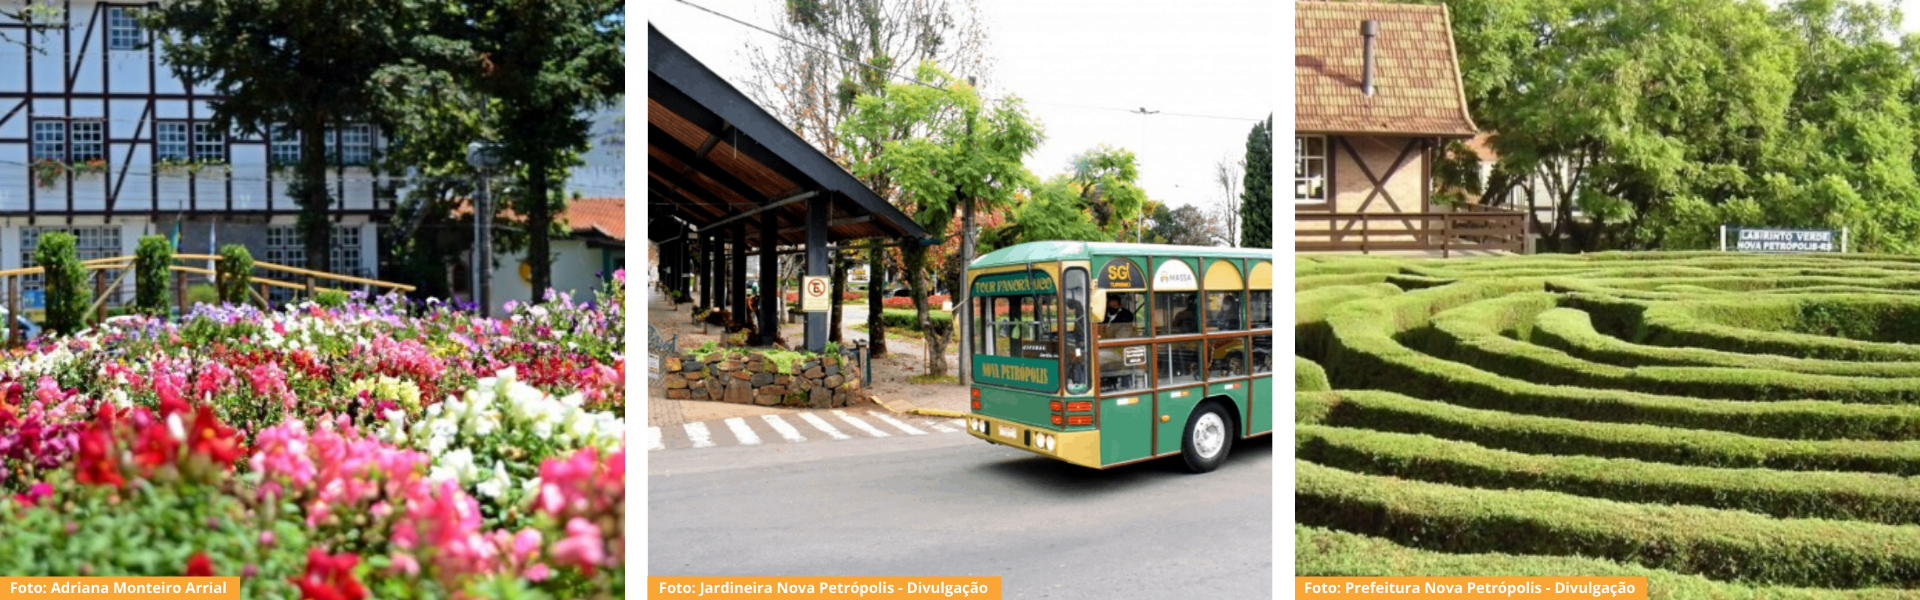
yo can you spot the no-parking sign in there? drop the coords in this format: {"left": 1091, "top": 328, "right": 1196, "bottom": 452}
{"left": 801, "top": 276, "right": 830, "bottom": 312}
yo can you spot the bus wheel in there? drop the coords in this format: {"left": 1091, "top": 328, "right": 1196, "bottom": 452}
{"left": 1181, "top": 403, "right": 1233, "bottom": 473}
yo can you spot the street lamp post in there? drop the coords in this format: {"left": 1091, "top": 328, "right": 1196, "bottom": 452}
{"left": 467, "top": 141, "right": 503, "bottom": 318}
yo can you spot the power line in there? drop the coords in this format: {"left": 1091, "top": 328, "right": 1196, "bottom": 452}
{"left": 666, "top": 0, "right": 1263, "bottom": 124}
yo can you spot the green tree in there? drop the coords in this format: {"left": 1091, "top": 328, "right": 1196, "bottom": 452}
{"left": 1152, "top": 204, "right": 1224, "bottom": 247}
{"left": 145, "top": 0, "right": 418, "bottom": 273}
{"left": 841, "top": 62, "right": 1043, "bottom": 377}
{"left": 1060, "top": 145, "right": 1149, "bottom": 239}
{"left": 1240, "top": 114, "right": 1272, "bottom": 248}
{"left": 33, "top": 232, "right": 89, "bottom": 336}
{"left": 1007, "top": 179, "right": 1109, "bottom": 245}
{"left": 133, "top": 235, "right": 173, "bottom": 317}
{"left": 456, "top": 0, "right": 623, "bottom": 298}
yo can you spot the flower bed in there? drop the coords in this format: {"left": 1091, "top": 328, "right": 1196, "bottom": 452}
{"left": 659, "top": 342, "right": 865, "bottom": 408}
{"left": 0, "top": 273, "right": 627, "bottom": 598}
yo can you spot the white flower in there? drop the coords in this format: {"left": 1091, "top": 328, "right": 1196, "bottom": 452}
{"left": 108, "top": 389, "right": 130, "bottom": 409}
{"left": 166, "top": 413, "right": 186, "bottom": 443}
{"left": 431, "top": 448, "right": 477, "bottom": 484}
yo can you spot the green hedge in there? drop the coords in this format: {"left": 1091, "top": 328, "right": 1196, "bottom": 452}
{"left": 1298, "top": 391, "right": 1920, "bottom": 475}
{"left": 1297, "top": 424, "right": 1920, "bottom": 525}
{"left": 1297, "top": 460, "right": 1920, "bottom": 588}
{"left": 1423, "top": 294, "right": 1920, "bottom": 403}
{"left": 1318, "top": 283, "right": 1920, "bottom": 441}
{"left": 215, "top": 244, "right": 253, "bottom": 306}
{"left": 1295, "top": 356, "right": 1329, "bottom": 392}
{"left": 133, "top": 235, "right": 172, "bottom": 317}
{"left": 1634, "top": 297, "right": 1920, "bottom": 361}
{"left": 1295, "top": 283, "right": 1400, "bottom": 361}
{"left": 1296, "top": 525, "right": 1920, "bottom": 599}
{"left": 1532, "top": 307, "right": 1920, "bottom": 377}
{"left": 879, "top": 308, "right": 953, "bottom": 333}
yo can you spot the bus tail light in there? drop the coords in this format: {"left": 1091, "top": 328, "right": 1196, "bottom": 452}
{"left": 971, "top": 388, "right": 980, "bottom": 398}
{"left": 1050, "top": 401, "right": 1062, "bottom": 411}
{"left": 1068, "top": 416, "right": 1092, "bottom": 426}
{"left": 972, "top": 399, "right": 981, "bottom": 410}
{"left": 1066, "top": 401, "right": 1092, "bottom": 412}
{"left": 1051, "top": 415, "right": 1063, "bottom": 426}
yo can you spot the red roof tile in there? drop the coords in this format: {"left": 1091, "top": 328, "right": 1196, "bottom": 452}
{"left": 454, "top": 197, "right": 626, "bottom": 242}
{"left": 1296, "top": 1, "right": 1478, "bottom": 137}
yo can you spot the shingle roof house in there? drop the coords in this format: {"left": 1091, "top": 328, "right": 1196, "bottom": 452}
{"left": 1295, "top": 1, "right": 1517, "bottom": 255}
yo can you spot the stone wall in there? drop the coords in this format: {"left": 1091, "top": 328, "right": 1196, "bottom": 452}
{"left": 658, "top": 350, "right": 865, "bottom": 408}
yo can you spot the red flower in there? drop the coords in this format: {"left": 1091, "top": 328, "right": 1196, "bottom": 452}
{"left": 185, "top": 553, "right": 214, "bottom": 577}
{"left": 289, "top": 549, "right": 365, "bottom": 600}
{"left": 187, "top": 404, "right": 245, "bottom": 467}
{"left": 132, "top": 413, "right": 181, "bottom": 468}
{"left": 73, "top": 405, "right": 122, "bottom": 487}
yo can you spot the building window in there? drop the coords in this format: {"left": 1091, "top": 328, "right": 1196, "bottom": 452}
{"left": 192, "top": 122, "right": 226, "bottom": 162}
{"left": 156, "top": 122, "right": 189, "bottom": 161}
{"left": 106, "top": 7, "right": 141, "bottom": 51}
{"left": 68, "top": 121, "right": 104, "bottom": 163}
{"left": 270, "top": 125, "right": 300, "bottom": 165}
{"left": 1296, "top": 135, "right": 1327, "bottom": 205}
{"left": 340, "top": 124, "right": 374, "bottom": 166}
{"left": 30, "top": 121, "right": 63, "bottom": 161}
{"left": 331, "top": 226, "right": 362, "bottom": 277}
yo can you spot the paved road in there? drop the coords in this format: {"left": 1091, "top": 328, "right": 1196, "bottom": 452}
{"left": 649, "top": 423, "right": 1273, "bottom": 599}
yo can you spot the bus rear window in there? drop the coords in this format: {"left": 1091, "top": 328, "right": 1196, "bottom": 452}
{"left": 1098, "top": 343, "right": 1150, "bottom": 394}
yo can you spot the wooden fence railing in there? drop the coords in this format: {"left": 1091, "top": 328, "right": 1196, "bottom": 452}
{"left": 1295, "top": 210, "right": 1528, "bottom": 257}
{"left": 0, "top": 254, "right": 415, "bottom": 343}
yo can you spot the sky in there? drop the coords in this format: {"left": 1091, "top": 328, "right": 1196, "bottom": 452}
{"left": 647, "top": 0, "right": 1273, "bottom": 215}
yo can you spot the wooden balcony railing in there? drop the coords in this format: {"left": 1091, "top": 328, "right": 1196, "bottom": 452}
{"left": 1295, "top": 210, "right": 1527, "bottom": 257}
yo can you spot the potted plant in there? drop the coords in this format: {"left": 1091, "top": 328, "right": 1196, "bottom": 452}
{"left": 29, "top": 159, "right": 64, "bottom": 189}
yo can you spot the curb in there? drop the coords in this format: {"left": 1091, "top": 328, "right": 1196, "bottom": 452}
{"left": 907, "top": 408, "right": 968, "bottom": 419}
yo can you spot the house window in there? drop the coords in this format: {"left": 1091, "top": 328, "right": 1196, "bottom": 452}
{"left": 270, "top": 125, "right": 300, "bottom": 165}
{"left": 106, "top": 7, "right": 141, "bottom": 50}
{"left": 264, "top": 225, "right": 363, "bottom": 302}
{"left": 340, "top": 124, "right": 373, "bottom": 166}
{"left": 192, "top": 122, "right": 226, "bottom": 162}
{"left": 30, "top": 121, "right": 64, "bottom": 161}
{"left": 1295, "top": 135, "right": 1328, "bottom": 205}
{"left": 156, "top": 122, "right": 190, "bottom": 161}
{"left": 68, "top": 121, "right": 104, "bottom": 163}
{"left": 331, "top": 226, "right": 362, "bottom": 277}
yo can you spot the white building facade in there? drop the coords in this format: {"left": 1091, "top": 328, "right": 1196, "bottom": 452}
{"left": 0, "top": 1, "right": 392, "bottom": 307}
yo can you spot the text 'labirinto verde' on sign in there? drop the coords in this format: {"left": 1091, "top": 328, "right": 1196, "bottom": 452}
{"left": 649, "top": 577, "right": 1001, "bottom": 599}
{"left": 0, "top": 577, "right": 241, "bottom": 599}
{"left": 1297, "top": 577, "right": 1647, "bottom": 599}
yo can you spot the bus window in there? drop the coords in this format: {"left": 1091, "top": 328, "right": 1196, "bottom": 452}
{"left": 1206, "top": 291, "right": 1244, "bottom": 332}
{"left": 1251, "top": 334, "right": 1273, "bottom": 374}
{"left": 1064, "top": 268, "right": 1089, "bottom": 393}
{"left": 1158, "top": 340, "right": 1202, "bottom": 387}
{"left": 1026, "top": 294, "right": 1059, "bottom": 359}
{"left": 1249, "top": 290, "right": 1273, "bottom": 330}
{"left": 1208, "top": 337, "right": 1247, "bottom": 378}
{"left": 1099, "top": 292, "right": 1147, "bottom": 340}
{"left": 1204, "top": 260, "right": 1245, "bottom": 332}
{"left": 1098, "top": 343, "right": 1150, "bottom": 394}
{"left": 1156, "top": 292, "right": 1201, "bottom": 336}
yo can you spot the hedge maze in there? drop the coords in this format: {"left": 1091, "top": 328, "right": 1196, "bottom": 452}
{"left": 1296, "top": 252, "right": 1920, "bottom": 596}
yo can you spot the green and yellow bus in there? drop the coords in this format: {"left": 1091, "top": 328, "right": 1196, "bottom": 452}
{"left": 960, "top": 242, "right": 1274, "bottom": 473}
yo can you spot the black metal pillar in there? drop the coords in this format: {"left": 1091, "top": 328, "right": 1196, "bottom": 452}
{"left": 731, "top": 224, "right": 747, "bottom": 321}
{"left": 758, "top": 209, "right": 780, "bottom": 346}
{"left": 804, "top": 196, "right": 829, "bottom": 352}
{"left": 701, "top": 231, "right": 715, "bottom": 309}
{"left": 677, "top": 226, "right": 692, "bottom": 299}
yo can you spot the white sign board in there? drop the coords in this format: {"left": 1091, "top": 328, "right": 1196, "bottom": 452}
{"left": 648, "top": 354, "right": 662, "bottom": 380}
{"left": 1726, "top": 227, "right": 1843, "bottom": 253}
{"left": 1152, "top": 260, "right": 1197, "bottom": 291}
{"left": 801, "top": 276, "right": 831, "bottom": 312}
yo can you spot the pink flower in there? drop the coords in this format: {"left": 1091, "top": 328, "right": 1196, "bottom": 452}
{"left": 512, "top": 529, "right": 542, "bottom": 561}
{"left": 550, "top": 518, "right": 604, "bottom": 573}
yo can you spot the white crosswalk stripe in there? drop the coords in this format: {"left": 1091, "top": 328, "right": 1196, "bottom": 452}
{"left": 947, "top": 418, "right": 966, "bottom": 429}
{"left": 868, "top": 411, "right": 928, "bottom": 435}
{"left": 922, "top": 419, "right": 957, "bottom": 434}
{"left": 723, "top": 417, "right": 762, "bottom": 445}
{"left": 647, "top": 426, "right": 665, "bottom": 451}
{"left": 684, "top": 422, "right": 716, "bottom": 448}
{"left": 761, "top": 414, "right": 808, "bottom": 442}
{"left": 832, "top": 410, "right": 892, "bottom": 437}
{"left": 798, "top": 412, "right": 852, "bottom": 440}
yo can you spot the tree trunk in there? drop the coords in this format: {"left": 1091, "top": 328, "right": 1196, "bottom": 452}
{"left": 296, "top": 117, "right": 332, "bottom": 274}
{"left": 829, "top": 249, "right": 846, "bottom": 343}
{"left": 906, "top": 245, "right": 947, "bottom": 378}
{"left": 528, "top": 154, "right": 553, "bottom": 299}
{"left": 868, "top": 243, "right": 887, "bottom": 358}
